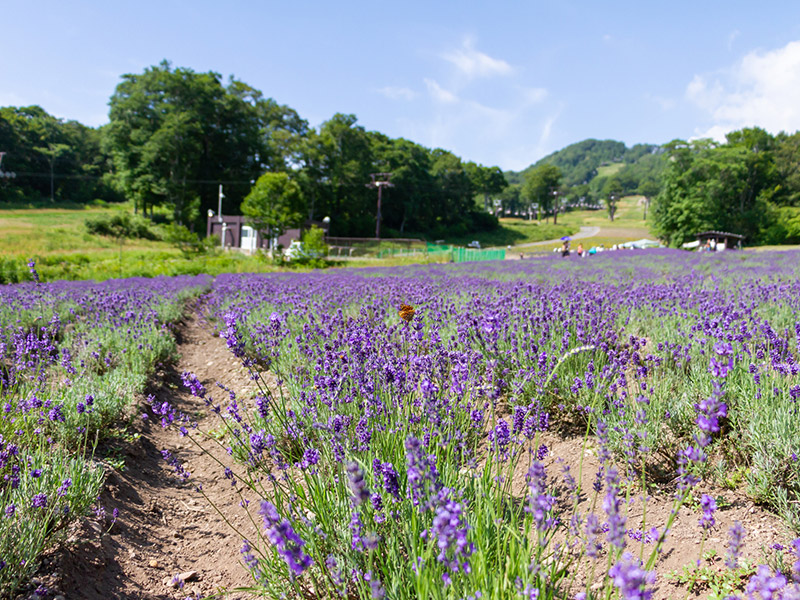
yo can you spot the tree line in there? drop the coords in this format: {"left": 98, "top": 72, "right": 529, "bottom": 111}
{"left": 0, "top": 61, "right": 505, "bottom": 240}
{"left": 504, "top": 131, "right": 800, "bottom": 245}
{"left": 3, "top": 61, "right": 800, "bottom": 246}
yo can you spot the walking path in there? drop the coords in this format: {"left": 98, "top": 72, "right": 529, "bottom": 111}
{"left": 38, "top": 316, "right": 260, "bottom": 600}
{"left": 514, "top": 225, "right": 600, "bottom": 249}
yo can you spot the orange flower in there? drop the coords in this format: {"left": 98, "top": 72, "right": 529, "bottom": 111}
{"left": 398, "top": 304, "right": 415, "bottom": 323}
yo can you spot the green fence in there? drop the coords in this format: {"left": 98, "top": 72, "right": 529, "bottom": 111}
{"left": 374, "top": 245, "right": 506, "bottom": 263}
{"left": 450, "top": 247, "right": 506, "bottom": 263}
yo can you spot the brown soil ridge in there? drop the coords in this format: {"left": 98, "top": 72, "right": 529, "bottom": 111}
{"left": 33, "top": 315, "right": 262, "bottom": 600}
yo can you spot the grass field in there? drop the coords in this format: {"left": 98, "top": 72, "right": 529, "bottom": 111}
{"left": 0, "top": 202, "right": 167, "bottom": 257}
{"left": 595, "top": 162, "right": 625, "bottom": 178}
{"left": 0, "top": 195, "right": 657, "bottom": 281}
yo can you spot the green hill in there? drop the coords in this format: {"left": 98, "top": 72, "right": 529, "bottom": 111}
{"left": 506, "top": 138, "right": 666, "bottom": 199}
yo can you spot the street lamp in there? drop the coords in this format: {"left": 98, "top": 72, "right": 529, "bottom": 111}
{"left": 366, "top": 173, "right": 394, "bottom": 239}
{"left": 551, "top": 188, "right": 560, "bottom": 224}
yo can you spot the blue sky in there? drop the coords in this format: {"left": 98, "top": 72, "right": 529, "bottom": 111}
{"left": 2, "top": 1, "right": 800, "bottom": 170}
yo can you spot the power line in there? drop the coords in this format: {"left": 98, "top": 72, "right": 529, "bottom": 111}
{"left": 8, "top": 171, "right": 256, "bottom": 185}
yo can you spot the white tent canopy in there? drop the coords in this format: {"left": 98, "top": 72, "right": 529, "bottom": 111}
{"left": 621, "top": 238, "right": 662, "bottom": 249}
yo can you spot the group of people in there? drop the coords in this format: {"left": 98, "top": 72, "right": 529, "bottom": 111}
{"left": 557, "top": 241, "right": 637, "bottom": 257}
{"left": 559, "top": 240, "right": 590, "bottom": 257}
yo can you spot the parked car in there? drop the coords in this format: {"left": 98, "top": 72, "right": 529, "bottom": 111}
{"left": 467, "top": 240, "right": 481, "bottom": 249}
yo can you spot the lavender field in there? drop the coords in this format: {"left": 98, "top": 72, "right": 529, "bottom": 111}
{"left": 3, "top": 250, "right": 800, "bottom": 599}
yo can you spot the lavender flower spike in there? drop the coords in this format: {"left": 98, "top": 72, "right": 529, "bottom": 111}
{"left": 609, "top": 552, "right": 656, "bottom": 600}
{"left": 259, "top": 500, "right": 313, "bottom": 577}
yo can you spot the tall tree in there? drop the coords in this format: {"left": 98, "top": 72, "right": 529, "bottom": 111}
{"left": 465, "top": 163, "right": 507, "bottom": 212}
{"left": 652, "top": 134, "right": 778, "bottom": 246}
{"left": 522, "top": 164, "right": 562, "bottom": 222}
{"left": 602, "top": 177, "right": 623, "bottom": 221}
{"left": 241, "top": 172, "right": 305, "bottom": 248}
{"left": 106, "top": 61, "right": 304, "bottom": 225}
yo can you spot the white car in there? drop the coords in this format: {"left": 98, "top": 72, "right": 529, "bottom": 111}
{"left": 467, "top": 240, "right": 481, "bottom": 249}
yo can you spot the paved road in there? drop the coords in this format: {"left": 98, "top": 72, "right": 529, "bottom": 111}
{"left": 504, "top": 226, "right": 600, "bottom": 250}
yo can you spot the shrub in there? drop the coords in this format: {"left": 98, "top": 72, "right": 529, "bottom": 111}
{"left": 85, "top": 212, "right": 161, "bottom": 240}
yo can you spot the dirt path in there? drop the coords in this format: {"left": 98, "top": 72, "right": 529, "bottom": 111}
{"left": 35, "top": 315, "right": 262, "bottom": 600}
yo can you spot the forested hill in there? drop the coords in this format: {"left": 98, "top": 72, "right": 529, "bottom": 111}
{"left": 505, "top": 138, "right": 665, "bottom": 197}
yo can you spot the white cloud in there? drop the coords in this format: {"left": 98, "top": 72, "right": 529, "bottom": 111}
{"left": 376, "top": 86, "right": 417, "bottom": 101}
{"left": 424, "top": 78, "right": 458, "bottom": 104}
{"left": 687, "top": 40, "right": 800, "bottom": 140}
{"left": 440, "top": 36, "right": 513, "bottom": 79}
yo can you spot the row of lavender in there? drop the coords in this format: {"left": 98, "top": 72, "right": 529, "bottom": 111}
{"left": 185, "top": 249, "right": 800, "bottom": 599}
{"left": 0, "top": 269, "right": 210, "bottom": 596}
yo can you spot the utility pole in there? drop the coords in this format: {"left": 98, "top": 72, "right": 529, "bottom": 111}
{"left": 366, "top": 173, "right": 394, "bottom": 239}
{"left": 218, "top": 184, "right": 226, "bottom": 250}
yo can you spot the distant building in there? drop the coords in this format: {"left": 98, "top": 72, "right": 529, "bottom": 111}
{"left": 206, "top": 216, "right": 329, "bottom": 253}
{"left": 694, "top": 230, "right": 745, "bottom": 251}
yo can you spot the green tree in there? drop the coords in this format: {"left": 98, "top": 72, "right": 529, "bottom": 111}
{"left": 652, "top": 135, "right": 778, "bottom": 246}
{"left": 241, "top": 172, "right": 305, "bottom": 248}
{"left": 106, "top": 61, "right": 305, "bottom": 226}
{"left": 603, "top": 177, "right": 623, "bottom": 221}
{"left": 465, "top": 163, "right": 507, "bottom": 212}
{"left": 774, "top": 131, "right": 800, "bottom": 206}
{"left": 522, "top": 164, "right": 562, "bottom": 223}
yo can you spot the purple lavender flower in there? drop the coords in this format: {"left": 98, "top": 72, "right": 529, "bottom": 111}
{"left": 240, "top": 540, "right": 261, "bottom": 580}
{"left": 584, "top": 514, "right": 603, "bottom": 558}
{"left": 428, "top": 495, "right": 474, "bottom": 584}
{"left": 346, "top": 462, "right": 370, "bottom": 507}
{"left": 405, "top": 436, "right": 441, "bottom": 510}
{"left": 603, "top": 467, "right": 626, "bottom": 551}
{"left": 746, "top": 565, "right": 788, "bottom": 599}
{"left": 376, "top": 460, "right": 401, "bottom": 501}
{"left": 57, "top": 478, "right": 72, "bottom": 497}
{"left": 301, "top": 448, "right": 320, "bottom": 470}
{"left": 609, "top": 552, "right": 655, "bottom": 600}
{"left": 259, "top": 501, "right": 313, "bottom": 577}
{"left": 699, "top": 494, "right": 716, "bottom": 530}
{"left": 488, "top": 419, "right": 511, "bottom": 460}
{"left": 526, "top": 461, "right": 555, "bottom": 534}
{"left": 370, "top": 578, "right": 386, "bottom": 599}
{"left": 726, "top": 521, "right": 746, "bottom": 569}
{"left": 27, "top": 259, "right": 40, "bottom": 283}
{"left": 31, "top": 493, "right": 47, "bottom": 509}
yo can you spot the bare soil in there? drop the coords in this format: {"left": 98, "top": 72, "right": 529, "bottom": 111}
{"left": 28, "top": 316, "right": 261, "bottom": 600}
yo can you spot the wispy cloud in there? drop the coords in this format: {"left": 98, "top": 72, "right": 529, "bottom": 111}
{"left": 440, "top": 36, "right": 513, "bottom": 79}
{"left": 376, "top": 86, "right": 417, "bottom": 101}
{"left": 687, "top": 39, "right": 800, "bottom": 140}
{"left": 424, "top": 78, "right": 458, "bottom": 104}
{"left": 389, "top": 36, "right": 552, "bottom": 169}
